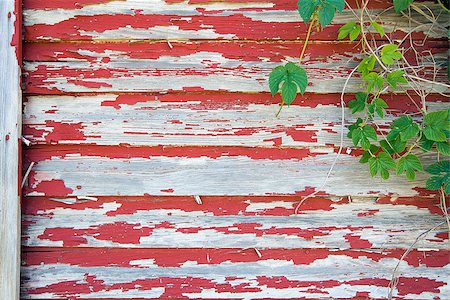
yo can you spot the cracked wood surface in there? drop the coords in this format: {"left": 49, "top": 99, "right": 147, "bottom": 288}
{"left": 22, "top": 0, "right": 450, "bottom": 298}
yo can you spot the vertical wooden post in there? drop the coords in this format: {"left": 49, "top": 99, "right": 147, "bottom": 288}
{"left": 0, "top": 0, "right": 22, "bottom": 299}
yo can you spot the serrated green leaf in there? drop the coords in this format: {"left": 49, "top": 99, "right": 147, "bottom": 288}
{"left": 318, "top": 2, "right": 336, "bottom": 27}
{"left": 426, "top": 176, "right": 444, "bottom": 190}
{"left": 352, "top": 125, "right": 377, "bottom": 149}
{"left": 298, "top": 0, "right": 319, "bottom": 24}
{"left": 358, "top": 55, "right": 376, "bottom": 77}
{"left": 348, "top": 92, "right": 367, "bottom": 114}
{"left": 326, "top": 0, "right": 345, "bottom": 12}
{"left": 369, "top": 98, "right": 388, "bottom": 118}
{"left": 378, "top": 152, "right": 396, "bottom": 169}
{"left": 352, "top": 127, "right": 362, "bottom": 146}
{"left": 393, "top": 0, "right": 413, "bottom": 13}
{"left": 391, "top": 115, "right": 413, "bottom": 130}
{"left": 400, "top": 123, "right": 419, "bottom": 142}
{"left": 269, "top": 66, "right": 287, "bottom": 96}
{"left": 359, "top": 151, "right": 372, "bottom": 163}
{"left": 364, "top": 72, "right": 384, "bottom": 93}
{"left": 387, "top": 70, "right": 408, "bottom": 89}
{"left": 423, "top": 109, "right": 450, "bottom": 142}
{"left": 369, "top": 152, "right": 395, "bottom": 179}
{"left": 390, "top": 115, "right": 419, "bottom": 142}
{"left": 349, "top": 25, "right": 361, "bottom": 41}
{"left": 281, "top": 80, "right": 298, "bottom": 105}
{"left": 380, "top": 138, "right": 407, "bottom": 155}
{"left": 347, "top": 118, "right": 363, "bottom": 138}
{"left": 363, "top": 125, "right": 377, "bottom": 140}
{"left": 370, "top": 21, "right": 385, "bottom": 37}
{"left": 421, "top": 137, "right": 435, "bottom": 152}
{"left": 381, "top": 44, "right": 402, "bottom": 65}
{"left": 436, "top": 141, "right": 450, "bottom": 156}
{"left": 426, "top": 160, "right": 450, "bottom": 175}
{"left": 360, "top": 136, "right": 371, "bottom": 150}
{"left": 397, "top": 154, "right": 423, "bottom": 180}
{"left": 368, "top": 157, "right": 378, "bottom": 177}
{"left": 360, "top": 144, "right": 379, "bottom": 164}
{"left": 338, "top": 22, "right": 360, "bottom": 41}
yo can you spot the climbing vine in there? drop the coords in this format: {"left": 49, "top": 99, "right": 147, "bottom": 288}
{"left": 269, "top": 0, "right": 450, "bottom": 194}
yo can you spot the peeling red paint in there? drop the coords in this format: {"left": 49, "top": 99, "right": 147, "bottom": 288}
{"left": 357, "top": 209, "right": 379, "bottom": 217}
{"left": 344, "top": 234, "right": 373, "bottom": 248}
{"left": 24, "top": 145, "right": 319, "bottom": 161}
{"left": 44, "top": 121, "right": 87, "bottom": 143}
{"left": 31, "top": 179, "right": 74, "bottom": 197}
{"left": 101, "top": 94, "right": 153, "bottom": 109}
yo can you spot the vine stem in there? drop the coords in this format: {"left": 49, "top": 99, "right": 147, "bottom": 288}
{"left": 299, "top": 19, "right": 315, "bottom": 63}
{"left": 275, "top": 101, "right": 284, "bottom": 118}
{"left": 277, "top": 19, "right": 314, "bottom": 117}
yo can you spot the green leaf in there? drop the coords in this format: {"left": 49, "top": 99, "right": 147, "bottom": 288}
{"left": 318, "top": 2, "right": 336, "bottom": 27}
{"left": 348, "top": 92, "right": 367, "bottom": 114}
{"left": 393, "top": 0, "right": 413, "bottom": 13}
{"left": 423, "top": 109, "right": 450, "bottom": 142}
{"left": 381, "top": 44, "right": 402, "bottom": 65}
{"left": 364, "top": 72, "right": 384, "bottom": 93}
{"left": 380, "top": 138, "right": 407, "bottom": 154}
{"left": 370, "top": 21, "right": 385, "bottom": 37}
{"left": 426, "top": 176, "right": 444, "bottom": 190}
{"left": 338, "top": 22, "right": 360, "bottom": 41}
{"left": 352, "top": 125, "right": 377, "bottom": 150}
{"left": 285, "top": 62, "right": 308, "bottom": 95}
{"left": 269, "top": 66, "right": 287, "bottom": 96}
{"left": 360, "top": 145, "right": 379, "bottom": 164}
{"left": 327, "top": 0, "right": 345, "bottom": 12}
{"left": 347, "top": 118, "right": 363, "bottom": 138}
{"left": 357, "top": 55, "right": 376, "bottom": 77}
{"left": 397, "top": 154, "right": 423, "bottom": 180}
{"left": 368, "top": 98, "right": 388, "bottom": 118}
{"left": 436, "top": 141, "right": 450, "bottom": 156}
{"left": 390, "top": 115, "right": 419, "bottom": 142}
{"left": 387, "top": 70, "right": 408, "bottom": 89}
{"left": 426, "top": 161, "right": 450, "bottom": 194}
{"left": 421, "top": 137, "right": 435, "bottom": 152}
{"left": 363, "top": 125, "right": 377, "bottom": 140}
{"left": 281, "top": 80, "right": 298, "bottom": 105}
{"left": 298, "top": 0, "right": 319, "bottom": 24}
{"left": 426, "top": 160, "right": 450, "bottom": 175}
{"left": 269, "top": 62, "right": 308, "bottom": 105}
{"left": 369, "top": 152, "right": 396, "bottom": 179}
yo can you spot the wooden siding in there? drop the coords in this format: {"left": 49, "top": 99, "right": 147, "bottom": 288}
{"left": 21, "top": 0, "right": 449, "bottom": 299}
{"left": 1, "top": 0, "right": 22, "bottom": 299}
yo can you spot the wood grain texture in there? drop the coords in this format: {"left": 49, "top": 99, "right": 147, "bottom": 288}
{"left": 21, "top": 248, "right": 450, "bottom": 299}
{"left": 21, "top": 0, "right": 450, "bottom": 298}
{"left": 22, "top": 196, "right": 448, "bottom": 249}
{"left": 23, "top": 41, "right": 448, "bottom": 94}
{"left": 22, "top": 0, "right": 449, "bottom": 41}
{"left": 23, "top": 145, "right": 439, "bottom": 197}
{"left": 23, "top": 93, "right": 449, "bottom": 146}
{"left": 0, "top": 0, "right": 22, "bottom": 299}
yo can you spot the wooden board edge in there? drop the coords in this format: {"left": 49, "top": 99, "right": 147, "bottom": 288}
{"left": 0, "top": 0, "right": 22, "bottom": 299}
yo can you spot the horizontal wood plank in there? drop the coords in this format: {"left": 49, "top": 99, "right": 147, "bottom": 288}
{"left": 21, "top": 248, "right": 450, "bottom": 299}
{"left": 23, "top": 146, "right": 438, "bottom": 197}
{"left": 23, "top": 93, "right": 449, "bottom": 146}
{"left": 23, "top": 41, "right": 448, "bottom": 94}
{"left": 23, "top": 0, "right": 449, "bottom": 41}
{"left": 22, "top": 196, "right": 448, "bottom": 249}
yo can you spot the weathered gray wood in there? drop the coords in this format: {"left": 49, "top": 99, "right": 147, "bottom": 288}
{"left": 0, "top": 0, "right": 22, "bottom": 299}
{"left": 24, "top": 149, "right": 438, "bottom": 197}
{"left": 23, "top": 95, "right": 449, "bottom": 147}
